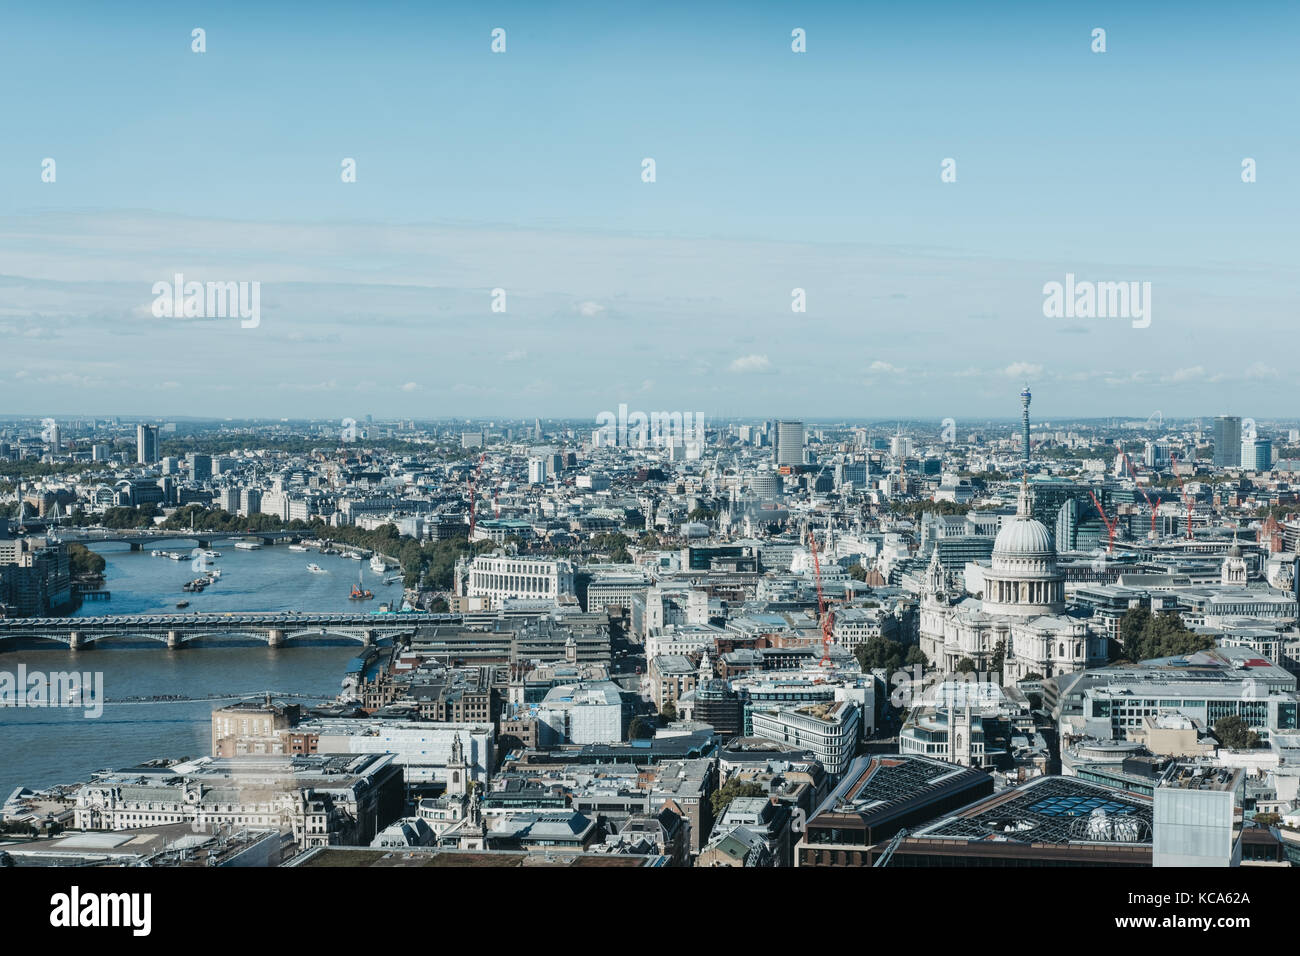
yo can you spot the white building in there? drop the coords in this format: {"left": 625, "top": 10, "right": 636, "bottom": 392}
{"left": 750, "top": 700, "right": 860, "bottom": 776}
{"left": 528, "top": 457, "right": 546, "bottom": 485}
{"left": 305, "top": 718, "right": 494, "bottom": 787}
{"left": 461, "top": 553, "right": 575, "bottom": 607}
{"left": 536, "top": 681, "right": 624, "bottom": 745}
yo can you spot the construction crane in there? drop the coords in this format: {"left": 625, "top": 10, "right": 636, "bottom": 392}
{"left": 1119, "top": 452, "right": 1158, "bottom": 538}
{"left": 1088, "top": 490, "right": 1120, "bottom": 553}
{"left": 1170, "top": 454, "right": 1195, "bottom": 541}
{"left": 466, "top": 452, "right": 486, "bottom": 541}
{"left": 807, "top": 528, "right": 835, "bottom": 667}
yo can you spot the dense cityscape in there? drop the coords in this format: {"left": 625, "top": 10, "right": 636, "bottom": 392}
{"left": 4, "top": 1, "right": 1295, "bottom": 938}
{"left": 1, "top": 400, "right": 1298, "bottom": 871}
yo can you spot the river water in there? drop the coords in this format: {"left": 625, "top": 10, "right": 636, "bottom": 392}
{"left": 0, "top": 542, "right": 400, "bottom": 798}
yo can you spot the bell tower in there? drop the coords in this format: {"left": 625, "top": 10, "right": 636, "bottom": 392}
{"left": 446, "top": 733, "right": 468, "bottom": 798}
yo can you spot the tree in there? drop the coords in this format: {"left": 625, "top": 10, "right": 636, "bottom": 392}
{"left": 855, "top": 635, "right": 907, "bottom": 672}
{"left": 67, "top": 543, "right": 106, "bottom": 577}
{"left": 1214, "top": 715, "right": 1260, "bottom": 750}
{"left": 710, "top": 778, "right": 766, "bottom": 816}
{"left": 628, "top": 716, "right": 655, "bottom": 740}
{"left": 1118, "top": 607, "right": 1214, "bottom": 663}
{"left": 847, "top": 563, "right": 868, "bottom": 582}
{"left": 954, "top": 657, "right": 976, "bottom": 674}
{"left": 659, "top": 702, "right": 677, "bottom": 722}
{"left": 990, "top": 639, "right": 1006, "bottom": 677}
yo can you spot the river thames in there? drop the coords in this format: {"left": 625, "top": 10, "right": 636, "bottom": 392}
{"left": 0, "top": 542, "right": 400, "bottom": 798}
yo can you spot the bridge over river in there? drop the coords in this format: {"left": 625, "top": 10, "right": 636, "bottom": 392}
{"left": 0, "top": 611, "right": 459, "bottom": 649}
{"left": 56, "top": 528, "right": 302, "bottom": 550}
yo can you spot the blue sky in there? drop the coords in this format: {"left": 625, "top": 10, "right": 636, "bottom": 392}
{"left": 1, "top": 1, "right": 1297, "bottom": 420}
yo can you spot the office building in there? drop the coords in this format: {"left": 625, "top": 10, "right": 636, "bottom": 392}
{"left": 187, "top": 453, "right": 212, "bottom": 481}
{"left": 774, "top": 421, "right": 805, "bottom": 468}
{"left": 1153, "top": 764, "right": 1244, "bottom": 867}
{"left": 750, "top": 700, "right": 860, "bottom": 776}
{"left": 1241, "top": 437, "right": 1272, "bottom": 471}
{"left": 461, "top": 553, "right": 575, "bottom": 606}
{"left": 797, "top": 755, "right": 994, "bottom": 866}
{"left": 136, "top": 423, "right": 159, "bottom": 464}
{"left": 1213, "top": 416, "right": 1242, "bottom": 468}
{"left": 73, "top": 754, "right": 405, "bottom": 850}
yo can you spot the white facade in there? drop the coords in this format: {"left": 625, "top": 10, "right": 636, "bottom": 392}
{"left": 465, "top": 553, "right": 575, "bottom": 607}
{"left": 750, "top": 701, "right": 860, "bottom": 776}
{"left": 309, "top": 719, "right": 494, "bottom": 786}
{"left": 536, "top": 681, "right": 624, "bottom": 745}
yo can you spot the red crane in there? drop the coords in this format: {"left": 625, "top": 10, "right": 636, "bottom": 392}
{"left": 1088, "top": 490, "right": 1120, "bottom": 553}
{"left": 1170, "top": 454, "right": 1194, "bottom": 540}
{"left": 1119, "top": 452, "right": 1158, "bottom": 538}
{"left": 807, "top": 529, "right": 834, "bottom": 667}
{"left": 466, "top": 453, "right": 486, "bottom": 541}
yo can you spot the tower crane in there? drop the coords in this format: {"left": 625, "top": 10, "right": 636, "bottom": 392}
{"left": 1088, "top": 490, "right": 1120, "bottom": 553}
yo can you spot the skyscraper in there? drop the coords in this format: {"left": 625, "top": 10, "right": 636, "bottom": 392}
{"left": 1213, "top": 416, "right": 1242, "bottom": 468}
{"left": 774, "top": 421, "right": 805, "bottom": 468}
{"left": 1020, "top": 385, "right": 1032, "bottom": 463}
{"left": 1241, "top": 437, "right": 1272, "bottom": 471}
{"left": 136, "top": 424, "right": 158, "bottom": 464}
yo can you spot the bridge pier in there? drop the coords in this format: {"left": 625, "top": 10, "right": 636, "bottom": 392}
{"left": 129, "top": 542, "right": 142, "bottom": 552}
{"left": 267, "top": 628, "right": 286, "bottom": 648}
{"left": 362, "top": 630, "right": 376, "bottom": 646}
{"left": 167, "top": 630, "right": 185, "bottom": 649}
{"left": 68, "top": 631, "right": 94, "bottom": 650}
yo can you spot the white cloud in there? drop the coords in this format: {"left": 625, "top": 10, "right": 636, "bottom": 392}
{"left": 729, "top": 354, "right": 771, "bottom": 374}
{"left": 576, "top": 301, "right": 605, "bottom": 317}
{"left": 1165, "top": 366, "right": 1205, "bottom": 384}
{"left": 503, "top": 349, "right": 527, "bottom": 362}
{"left": 399, "top": 382, "right": 421, "bottom": 392}
{"left": 1003, "top": 362, "right": 1043, "bottom": 379}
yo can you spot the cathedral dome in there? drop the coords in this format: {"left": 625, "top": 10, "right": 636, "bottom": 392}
{"left": 993, "top": 517, "right": 1055, "bottom": 559}
{"left": 992, "top": 476, "right": 1055, "bottom": 563}
{"left": 980, "top": 476, "right": 1066, "bottom": 618}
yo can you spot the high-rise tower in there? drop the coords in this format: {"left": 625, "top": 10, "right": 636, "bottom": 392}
{"left": 1020, "top": 385, "right": 1032, "bottom": 463}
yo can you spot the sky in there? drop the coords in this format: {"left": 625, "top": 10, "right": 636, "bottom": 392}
{"left": 1, "top": 1, "right": 1297, "bottom": 422}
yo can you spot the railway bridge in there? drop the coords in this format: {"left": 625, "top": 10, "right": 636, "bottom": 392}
{"left": 0, "top": 611, "right": 457, "bottom": 649}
